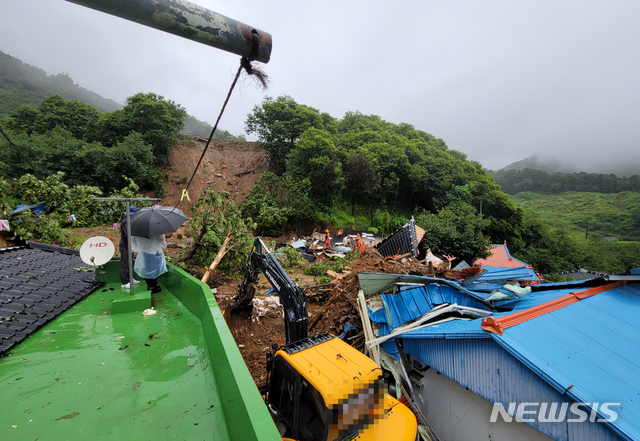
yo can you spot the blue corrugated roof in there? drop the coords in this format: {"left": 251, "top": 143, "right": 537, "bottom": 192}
{"left": 490, "top": 283, "right": 640, "bottom": 441}
{"left": 378, "top": 322, "right": 399, "bottom": 358}
{"left": 402, "top": 287, "right": 579, "bottom": 338}
{"left": 476, "top": 265, "right": 541, "bottom": 281}
{"left": 368, "top": 281, "right": 491, "bottom": 359}
{"left": 357, "top": 272, "right": 488, "bottom": 301}
{"left": 403, "top": 318, "right": 488, "bottom": 339}
{"left": 399, "top": 281, "right": 640, "bottom": 441}
{"left": 380, "top": 284, "right": 490, "bottom": 328}
{"left": 462, "top": 266, "right": 541, "bottom": 294}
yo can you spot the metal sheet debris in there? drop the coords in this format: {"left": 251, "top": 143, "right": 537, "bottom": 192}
{"left": 376, "top": 217, "right": 424, "bottom": 258}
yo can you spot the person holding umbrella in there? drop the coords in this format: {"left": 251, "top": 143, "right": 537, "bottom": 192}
{"left": 132, "top": 234, "right": 167, "bottom": 293}
{"left": 128, "top": 205, "right": 188, "bottom": 294}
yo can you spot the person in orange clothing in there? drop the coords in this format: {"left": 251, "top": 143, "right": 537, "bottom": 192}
{"left": 359, "top": 235, "right": 367, "bottom": 251}
{"left": 325, "top": 229, "right": 331, "bottom": 249}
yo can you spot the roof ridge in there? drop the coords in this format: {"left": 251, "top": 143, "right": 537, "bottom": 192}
{"left": 481, "top": 281, "right": 627, "bottom": 335}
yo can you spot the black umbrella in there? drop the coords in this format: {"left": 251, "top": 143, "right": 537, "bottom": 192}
{"left": 129, "top": 205, "right": 188, "bottom": 238}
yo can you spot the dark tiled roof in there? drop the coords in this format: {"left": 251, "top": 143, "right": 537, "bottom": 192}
{"left": 0, "top": 242, "right": 102, "bottom": 354}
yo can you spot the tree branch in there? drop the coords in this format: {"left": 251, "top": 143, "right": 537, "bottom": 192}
{"left": 201, "top": 230, "right": 234, "bottom": 284}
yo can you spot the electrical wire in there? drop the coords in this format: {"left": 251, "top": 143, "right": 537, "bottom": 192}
{"left": 172, "top": 56, "right": 264, "bottom": 212}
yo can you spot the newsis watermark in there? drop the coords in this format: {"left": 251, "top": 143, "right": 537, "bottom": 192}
{"left": 490, "top": 402, "right": 620, "bottom": 423}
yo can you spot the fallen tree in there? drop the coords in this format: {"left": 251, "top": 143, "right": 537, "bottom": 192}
{"left": 177, "top": 189, "right": 256, "bottom": 277}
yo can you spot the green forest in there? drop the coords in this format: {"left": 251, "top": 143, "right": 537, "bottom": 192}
{"left": 1, "top": 59, "right": 639, "bottom": 278}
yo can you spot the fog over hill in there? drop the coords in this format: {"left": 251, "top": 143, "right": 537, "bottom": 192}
{"left": 500, "top": 154, "right": 640, "bottom": 177}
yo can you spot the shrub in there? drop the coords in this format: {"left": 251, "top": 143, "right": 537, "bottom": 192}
{"left": 275, "top": 246, "right": 307, "bottom": 269}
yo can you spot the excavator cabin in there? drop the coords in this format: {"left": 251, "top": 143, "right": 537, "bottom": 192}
{"left": 266, "top": 334, "right": 418, "bottom": 441}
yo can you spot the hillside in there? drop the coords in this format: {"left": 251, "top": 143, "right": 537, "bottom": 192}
{"left": 158, "top": 139, "right": 269, "bottom": 218}
{"left": 0, "top": 50, "right": 243, "bottom": 141}
{"left": 0, "top": 50, "right": 121, "bottom": 114}
{"left": 500, "top": 153, "right": 640, "bottom": 178}
{"left": 511, "top": 191, "right": 640, "bottom": 241}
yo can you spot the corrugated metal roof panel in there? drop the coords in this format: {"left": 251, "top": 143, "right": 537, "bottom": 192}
{"left": 357, "top": 272, "right": 487, "bottom": 301}
{"left": 398, "top": 282, "right": 639, "bottom": 441}
{"left": 376, "top": 217, "right": 420, "bottom": 258}
{"left": 379, "top": 284, "right": 490, "bottom": 328}
{"left": 474, "top": 243, "right": 531, "bottom": 268}
{"left": 492, "top": 287, "right": 576, "bottom": 310}
{"left": 476, "top": 265, "right": 540, "bottom": 282}
{"left": 491, "top": 283, "right": 640, "bottom": 441}
{"left": 378, "top": 322, "right": 399, "bottom": 358}
{"left": 402, "top": 333, "right": 624, "bottom": 441}
{"left": 402, "top": 317, "right": 488, "bottom": 339}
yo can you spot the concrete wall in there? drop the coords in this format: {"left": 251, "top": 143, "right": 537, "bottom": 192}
{"left": 416, "top": 368, "right": 554, "bottom": 441}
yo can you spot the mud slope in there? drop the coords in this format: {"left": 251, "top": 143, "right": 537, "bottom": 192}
{"left": 159, "top": 140, "right": 269, "bottom": 217}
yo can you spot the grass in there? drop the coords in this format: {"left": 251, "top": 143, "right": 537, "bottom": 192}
{"left": 511, "top": 191, "right": 640, "bottom": 241}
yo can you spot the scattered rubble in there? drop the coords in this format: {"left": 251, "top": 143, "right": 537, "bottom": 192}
{"left": 218, "top": 238, "right": 477, "bottom": 385}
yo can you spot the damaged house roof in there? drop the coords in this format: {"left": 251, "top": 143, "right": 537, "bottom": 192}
{"left": 468, "top": 242, "right": 541, "bottom": 291}
{"left": 376, "top": 217, "right": 425, "bottom": 258}
{"left": 399, "top": 279, "right": 640, "bottom": 441}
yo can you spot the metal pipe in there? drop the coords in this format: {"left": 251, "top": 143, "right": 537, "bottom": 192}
{"left": 65, "top": 0, "right": 272, "bottom": 63}
{"left": 126, "top": 199, "right": 134, "bottom": 293}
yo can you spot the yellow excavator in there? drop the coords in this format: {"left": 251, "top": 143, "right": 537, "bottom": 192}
{"left": 234, "top": 238, "right": 418, "bottom": 441}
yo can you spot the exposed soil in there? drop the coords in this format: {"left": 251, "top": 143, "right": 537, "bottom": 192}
{"left": 159, "top": 139, "right": 269, "bottom": 218}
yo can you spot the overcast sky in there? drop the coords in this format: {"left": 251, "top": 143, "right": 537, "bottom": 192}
{"left": 1, "top": 0, "right": 639, "bottom": 171}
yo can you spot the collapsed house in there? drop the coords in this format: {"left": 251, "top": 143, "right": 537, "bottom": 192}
{"left": 357, "top": 251, "right": 640, "bottom": 441}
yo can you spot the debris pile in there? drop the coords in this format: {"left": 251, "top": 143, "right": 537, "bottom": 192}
{"left": 287, "top": 230, "right": 379, "bottom": 260}
{"left": 217, "top": 222, "right": 483, "bottom": 385}
{"left": 250, "top": 295, "right": 282, "bottom": 323}
{"left": 306, "top": 247, "right": 466, "bottom": 349}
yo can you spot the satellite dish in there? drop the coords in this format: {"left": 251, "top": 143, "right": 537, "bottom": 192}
{"left": 80, "top": 236, "right": 115, "bottom": 266}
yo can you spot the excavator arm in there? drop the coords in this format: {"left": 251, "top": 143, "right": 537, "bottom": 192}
{"left": 233, "top": 238, "right": 308, "bottom": 344}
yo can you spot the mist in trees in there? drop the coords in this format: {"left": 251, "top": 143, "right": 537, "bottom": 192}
{"left": 491, "top": 168, "right": 640, "bottom": 195}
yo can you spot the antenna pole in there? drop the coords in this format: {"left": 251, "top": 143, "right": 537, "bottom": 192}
{"left": 126, "top": 200, "right": 133, "bottom": 293}
{"left": 586, "top": 219, "right": 589, "bottom": 239}
{"left": 92, "top": 197, "right": 159, "bottom": 294}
